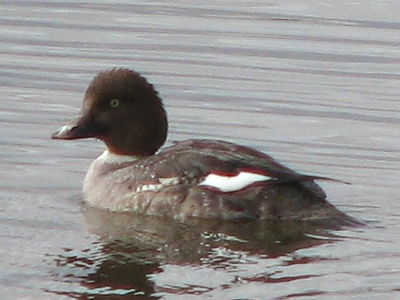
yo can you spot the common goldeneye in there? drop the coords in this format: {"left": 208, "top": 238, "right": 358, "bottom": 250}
{"left": 52, "top": 68, "right": 359, "bottom": 225}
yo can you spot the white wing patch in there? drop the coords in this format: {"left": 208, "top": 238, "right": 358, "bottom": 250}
{"left": 198, "top": 171, "right": 272, "bottom": 192}
{"left": 135, "top": 177, "right": 180, "bottom": 193}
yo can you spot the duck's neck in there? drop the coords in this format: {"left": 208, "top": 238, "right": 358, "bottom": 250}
{"left": 98, "top": 150, "right": 140, "bottom": 164}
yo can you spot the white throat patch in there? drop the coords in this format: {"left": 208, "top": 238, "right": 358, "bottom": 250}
{"left": 98, "top": 150, "right": 139, "bottom": 164}
{"left": 198, "top": 171, "right": 272, "bottom": 192}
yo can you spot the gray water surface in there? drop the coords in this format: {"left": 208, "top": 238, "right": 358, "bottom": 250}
{"left": 1, "top": 1, "right": 400, "bottom": 299}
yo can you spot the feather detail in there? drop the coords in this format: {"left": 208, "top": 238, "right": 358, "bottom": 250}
{"left": 198, "top": 170, "right": 272, "bottom": 192}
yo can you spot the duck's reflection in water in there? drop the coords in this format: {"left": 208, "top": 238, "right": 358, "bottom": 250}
{"left": 51, "top": 206, "right": 350, "bottom": 298}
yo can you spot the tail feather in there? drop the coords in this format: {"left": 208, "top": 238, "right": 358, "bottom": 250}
{"left": 302, "top": 175, "right": 351, "bottom": 185}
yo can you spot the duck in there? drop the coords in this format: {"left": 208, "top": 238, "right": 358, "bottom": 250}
{"left": 52, "top": 68, "right": 360, "bottom": 226}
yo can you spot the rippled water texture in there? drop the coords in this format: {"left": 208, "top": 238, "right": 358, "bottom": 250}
{"left": 1, "top": 1, "right": 400, "bottom": 299}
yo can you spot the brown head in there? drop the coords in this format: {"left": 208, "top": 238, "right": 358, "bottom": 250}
{"left": 52, "top": 68, "right": 168, "bottom": 156}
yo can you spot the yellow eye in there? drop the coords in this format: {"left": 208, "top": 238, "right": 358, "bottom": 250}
{"left": 110, "top": 99, "right": 120, "bottom": 108}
